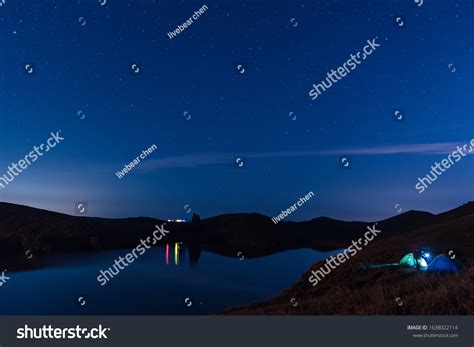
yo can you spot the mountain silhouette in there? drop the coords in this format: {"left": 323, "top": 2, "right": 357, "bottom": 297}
{"left": 0, "top": 201, "right": 472, "bottom": 268}
{"left": 224, "top": 202, "right": 474, "bottom": 315}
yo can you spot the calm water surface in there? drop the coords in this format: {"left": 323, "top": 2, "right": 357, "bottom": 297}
{"left": 0, "top": 245, "right": 341, "bottom": 314}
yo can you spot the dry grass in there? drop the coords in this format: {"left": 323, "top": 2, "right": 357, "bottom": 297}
{"left": 224, "top": 214, "right": 474, "bottom": 315}
{"left": 225, "top": 261, "right": 474, "bottom": 315}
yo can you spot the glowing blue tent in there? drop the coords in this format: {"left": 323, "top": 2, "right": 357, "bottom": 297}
{"left": 426, "top": 254, "right": 460, "bottom": 273}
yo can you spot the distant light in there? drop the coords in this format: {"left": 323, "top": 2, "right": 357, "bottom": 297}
{"left": 166, "top": 219, "right": 187, "bottom": 223}
{"left": 424, "top": 253, "right": 430, "bottom": 258}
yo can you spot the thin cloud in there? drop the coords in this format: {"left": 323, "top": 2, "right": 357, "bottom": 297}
{"left": 139, "top": 141, "right": 472, "bottom": 170}
{"left": 139, "top": 153, "right": 230, "bottom": 171}
{"left": 315, "top": 142, "right": 469, "bottom": 155}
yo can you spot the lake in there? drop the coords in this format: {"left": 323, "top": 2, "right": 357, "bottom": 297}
{"left": 0, "top": 245, "right": 341, "bottom": 314}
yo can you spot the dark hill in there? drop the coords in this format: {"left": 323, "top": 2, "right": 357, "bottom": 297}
{"left": 224, "top": 205, "right": 474, "bottom": 315}
{"left": 0, "top": 201, "right": 472, "bottom": 266}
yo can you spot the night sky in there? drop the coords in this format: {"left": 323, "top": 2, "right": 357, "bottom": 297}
{"left": 0, "top": 0, "right": 472, "bottom": 221}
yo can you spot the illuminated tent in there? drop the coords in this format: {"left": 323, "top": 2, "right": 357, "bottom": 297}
{"left": 399, "top": 253, "right": 416, "bottom": 267}
{"left": 399, "top": 253, "right": 428, "bottom": 269}
{"left": 426, "top": 254, "right": 460, "bottom": 273}
{"left": 418, "top": 257, "right": 428, "bottom": 269}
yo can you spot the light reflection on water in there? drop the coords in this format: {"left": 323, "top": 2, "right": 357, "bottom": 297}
{"left": 0, "top": 245, "right": 342, "bottom": 315}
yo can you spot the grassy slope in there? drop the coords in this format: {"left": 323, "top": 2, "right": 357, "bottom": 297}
{"left": 224, "top": 212, "right": 474, "bottom": 315}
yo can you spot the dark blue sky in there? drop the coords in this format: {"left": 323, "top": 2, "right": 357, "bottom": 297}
{"left": 0, "top": 0, "right": 472, "bottom": 221}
